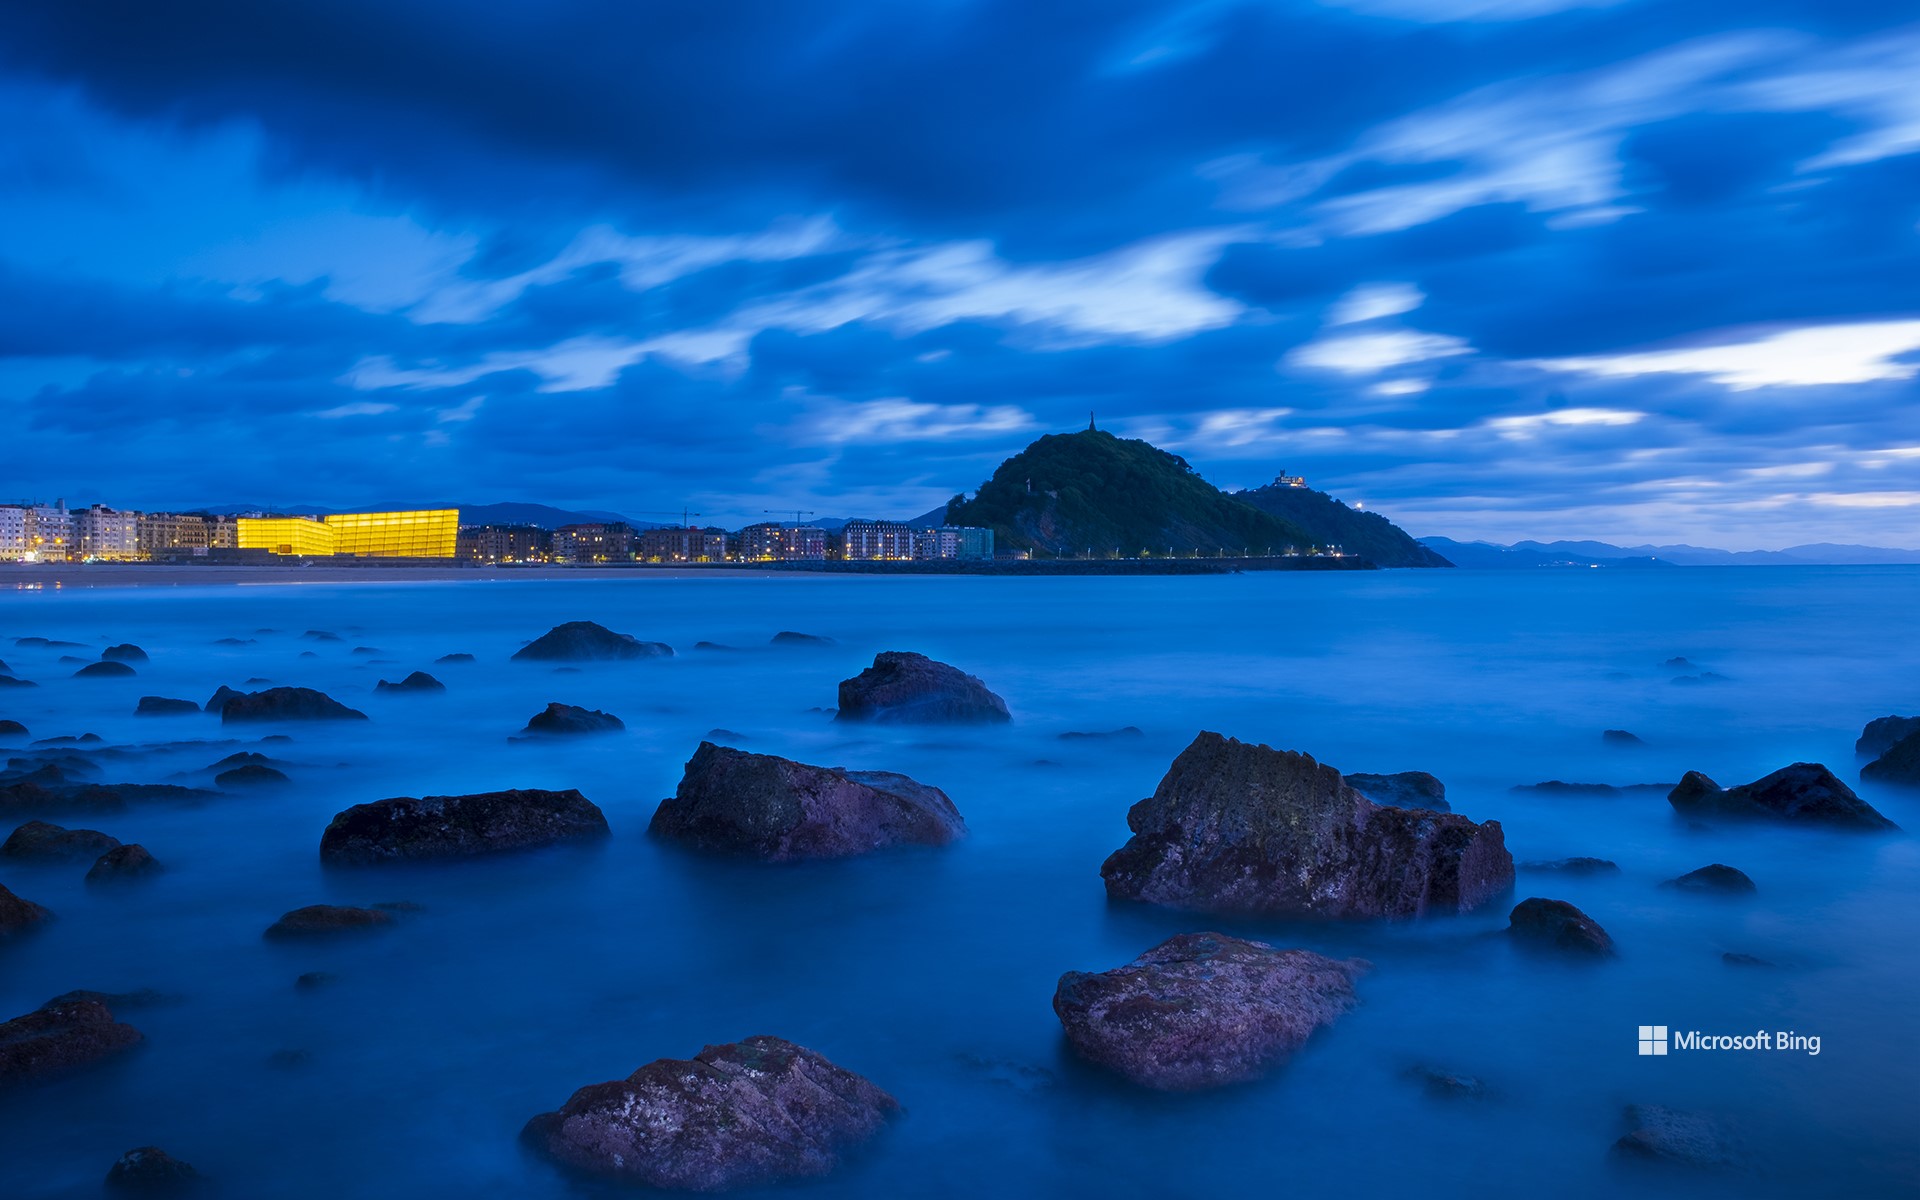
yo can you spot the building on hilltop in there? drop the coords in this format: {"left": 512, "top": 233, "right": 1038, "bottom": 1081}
{"left": 840, "top": 519, "right": 916, "bottom": 561}
{"left": 458, "top": 524, "right": 549, "bottom": 563}
{"left": 635, "top": 525, "right": 727, "bottom": 563}
{"left": 736, "top": 522, "right": 827, "bottom": 562}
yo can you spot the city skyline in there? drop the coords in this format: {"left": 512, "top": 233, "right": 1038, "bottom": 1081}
{"left": 2, "top": 4, "right": 1918, "bottom": 550}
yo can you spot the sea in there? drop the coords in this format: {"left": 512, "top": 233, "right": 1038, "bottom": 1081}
{"left": 1, "top": 566, "right": 1916, "bottom": 1198}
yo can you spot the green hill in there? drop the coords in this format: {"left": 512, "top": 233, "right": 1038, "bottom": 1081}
{"left": 944, "top": 430, "right": 1318, "bottom": 558}
{"left": 1233, "top": 480, "right": 1452, "bottom": 568}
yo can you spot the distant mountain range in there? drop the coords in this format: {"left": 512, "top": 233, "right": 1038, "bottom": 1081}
{"left": 1420, "top": 537, "right": 1920, "bottom": 568}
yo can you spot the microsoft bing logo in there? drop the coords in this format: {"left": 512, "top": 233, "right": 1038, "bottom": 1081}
{"left": 1638, "top": 1025, "right": 1669, "bottom": 1055}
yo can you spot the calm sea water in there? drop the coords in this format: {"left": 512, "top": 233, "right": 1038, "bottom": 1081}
{"left": 1, "top": 567, "right": 1916, "bottom": 1199}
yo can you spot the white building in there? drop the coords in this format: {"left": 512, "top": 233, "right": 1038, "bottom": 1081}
{"left": 0, "top": 506, "right": 27, "bottom": 561}
{"left": 841, "top": 519, "right": 916, "bottom": 561}
{"left": 75, "top": 505, "right": 142, "bottom": 561}
{"left": 22, "top": 502, "right": 73, "bottom": 562}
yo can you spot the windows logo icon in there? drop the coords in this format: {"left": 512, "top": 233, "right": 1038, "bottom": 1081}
{"left": 1638, "top": 1026, "right": 1669, "bottom": 1056}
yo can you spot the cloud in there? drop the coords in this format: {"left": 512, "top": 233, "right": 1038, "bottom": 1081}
{"left": 793, "top": 397, "right": 1039, "bottom": 445}
{"left": 313, "top": 401, "right": 398, "bottom": 418}
{"left": 1528, "top": 320, "right": 1920, "bottom": 389}
{"left": 1328, "top": 282, "right": 1424, "bottom": 325}
{"left": 1288, "top": 329, "right": 1471, "bottom": 373}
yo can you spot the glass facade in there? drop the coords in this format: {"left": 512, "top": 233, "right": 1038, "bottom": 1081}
{"left": 236, "top": 509, "right": 459, "bottom": 557}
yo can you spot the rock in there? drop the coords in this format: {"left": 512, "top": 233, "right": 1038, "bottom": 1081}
{"left": 1512, "top": 781, "right": 1672, "bottom": 797}
{"left": 1603, "top": 729, "right": 1645, "bottom": 746}
{"left": 0, "top": 881, "right": 54, "bottom": 937}
{"left": 375, "top": 671, "right": 445, "bottom": 694}
{"left": 0, "top": 998, "right": 143, "bottom": 1086}
{"left": 1723, "top": 952, "right": 1774, "bottom": 968}
{"left": 216, "top": 764, "right": 290, "bottom": 788}
{"left": 87, "top": 844, "right": 161, "bottom": 884}
{"left": 1101, "top": 733, "right": 1514, "bottom": 917}
{"left": 1344, "top": 770, "right": 1449, "bottom": 812}
{"left": 0, "top": 675, "right": 38, "bottom": 688}
{"left": 1663, "top": 863, "right": 1755, "bottom": 893}
{"left": 0, "top": 719, "right": 25, "bottom": 739}
{"left": 435, "top": 652, "right": 475, "bottom": 664}
{"left": 1856, "top": 715, "right": 1920, "bottom": 759}
{"left": 42, "top": 989, "right": 173, "bottom": 1010}
{"left": 350, "top": 646, "right": 380, "bottom": 656}
{"left": 206, "top": 751, "right": 277, "bottom": 772}
{"left": 105, "top": 1145, "right": 200, "bottom": 1193}
{"left": 771, "top": 631, "right": 835, "bottom": 645}
{"left": 1404, "top": 1064, "right": 1492, "bottom": 1100}
{"left": 835, "top": 651, "right": 1011, "bottom": 724}
{"left": 1058, "top": 727, "right": 1144, "bottom": 741}
{"left": 212, "top": 637, "right": 254, "bottom": 646}
{"left": 520, "top": 702, "right": 625, "bottom": 736}
{"left": 512, "top": 621, "right": 673, "bottom": 662}
{"left": 319, "top": 788, "right": 611, "bottom": 865}
{"left": 521, "top": 1035, "right": 898, "bottom": 1190}
{"left": 102, "top": 644, "right": 149, "bottom": 664}
{"left": 1507, "top": 897, "right": 1614, "bottom": 957}
{"left": 1052, "top": 932, "right": 1366, "bottom": 1091}
{"left": 302, "top": 630, "right": 341, "bottom": 641}
{"left": 694, "top": 641, "right": 737, "bottom": 651}
{"left": 1861, "top": 730, "right": 1920, "bottom": 787}
{"left": 1662, "top": 657, "right": 1694, "bottom": 669}
{"left": 263, "top": 904, "right": 396, "bottom": 939}
{"left": 2, "top": 820, "right": 121, "bottom": 861}
{"left": 75, "top": 661, "right": 137, "bottom": 678}
{"left": 1520, "top": 856, "right": 1620, "bottom": 875}
{"left": 1668, "top": 763, "right": 1896, "bottom": 830}
{"left": 650, "top": 742, "right": 966, "bottom": 861}
{"left": 294, "top": 971, "right": 338, "bottom": 991}
{"left": 1611, "top": 1104, "right": 1742, "bottom": 1169}
{"left": 135, "top": 697, "right": 200, "bottom": 717}
{"left": 204, "top": 685, "right": 245, "bottom": 714}
{"left": 221, "top": 687, "right": 369, "bottom": 724}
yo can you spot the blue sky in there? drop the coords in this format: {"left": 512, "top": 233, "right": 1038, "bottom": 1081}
{"left": 1, "top": 0, "right": 1917, "bottom": 548}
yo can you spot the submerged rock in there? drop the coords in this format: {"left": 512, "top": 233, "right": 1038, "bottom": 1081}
{"left": 0, "top": 719, "right": 25, "bottom": 739}
{"left": 512, "top": 621, "right": 672, "bottom": 662}
{"left": 374, "top": 671, "right": 445, "bottom": 694}
{"left": 75, "top": 661, "right": 137, "bottom": 679}
{"left": 771, "top": 631, "right": 835, "bottom": 645}
{"left": 105, "top": 1145, "right": 200, "bottom": 1193}
{"left": 1058, "top": 726, "right": 1145, "bottom": 741}
{"left": 302, "top": 630, "right": 341, "bottom": 642}
{"left": 1404, "top": 1063, "right": 1493, "bottom": 1100}
{"left": 435, "top": 652, "right": 475, "bottom": 664}
{"left": 204, "top": 686, "right": 245, "bottom": 714}
{"left": 102, "top": 644, "right": 149, "bottom": 664}
{"left": 0, "top": 998, "right": 143, "bottom": 1086}
{"left": 1101, "top": 733, "right": 1513, "bottom": 917}
{"left": 1662, "top": 864, "right": 1756, "bottom": 894}
{"left": 0, "top": 881, "right": 54, "bottom": 937}
{"left": 835, "top": 651, "right": 1011, "bottom": 724}
{"left": 135, "top": 697, "right": 200, "bottom": 717}
{"left": 1344, "top": 770, "right": 1449, "bottom": 812}
{"left": 1722, "top": 952, "right": 1775, "bottom": 968}
{"left": 2, "top": 820, "right": 121, "bottom": 862}
{"left": 1512, "top": 781, "right": 1671, "bottom": 797}
{"left": 1855, "top": 715, "right": 1920, "bottom": 759}
{"left": 1861, "top": 730, "right": 1920, "bottom": 787}
{"left": 87, "top": 845, "right": 161, "bottom": 884}
{"left": 0, "top": 675, "right": 39, "bottom": 688}
{"left": 1668, "top": 763, "right": 1895, "bottom": 830}
{"left": 216, "top": 764, "right": 290, "bottom": 788}
{"left": 319, "top": 788, "right": 610, "bottom": 865}
{"left": 650, "top": 741, "right": 965, "bottom": 861}
{"left": 1520, "top": 856, "right": 1620, "bottom": 875}
{"left": 519, "top": 702, "right": 624, "bottom": 736}
{"left": 521, "top": 1035, "right": 898, "bottom": 1191}
{"left": 1603, "top": 729, "right": 1645, "bottom": 746}
{"left": 1052, "top": 932, "right": 1366, "bottom": 1091}
{"left": 1507, "top": 897, "right": 1615, "bottom": 957}
{"left": 221, "top": 687, "right": 368, "bottom": 724}
{"left": 1611, "top": 1105, "right": 1743, "bottom": 1169}
{"left": 263, "top": 904, "right": 396, "bottom": 940}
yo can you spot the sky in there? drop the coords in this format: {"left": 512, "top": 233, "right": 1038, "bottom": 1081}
{"left": 1, "top": 1, "right": 1917, "bottom": 549}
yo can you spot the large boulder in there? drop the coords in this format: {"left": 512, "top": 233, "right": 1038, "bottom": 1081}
{"left": 521, "top": 1036, "right": 898, "bottom": 1190}
{"left": 649, "top": 742, "right": 965, "bottom": 861}
{"left": 135, "top": 697, "right": 200, "bottom": 717}
{"left": 1861, "top": 730, "right": 1920, "bottom": 787}
{"left": 105, "top": 1146, "right": 200, "bottom": 1193}
{"left": 1507, "top": 897, "right": 1615, "bottom": 957}
{"left": 374, "top": 672, "right": 445, "bottom": 695}
{"left": 87, "top": 844, "right": 162, "bottom": 884}
{"left": 2, "top": 820, "right": 121, "bottom": 862}
{"left": 512, "top": 621, "right": 672, "bottom": 662}
{"left": 263, "top": 904, "right": 396, "bottom": 940}
{"left": 835, "top": 651, "right": 1011, "bottom": 724}
{"left": 1052, "top": 932, "right": 1366, "bottom": 1091}
{"left": 221, "top": 687, "right": 368, "bottom": 724}
{"left": 1668, "top": 763, "right": 1896, "bottom": 830}
{"left": 102, "top": 644, "right": 149, "bottom": 664}
{"left": 1611, "top": 1105, "right": 1743, "bottom": 1169}
{"left": 1856, "top": 715, "right": 1920, "bottom": 759}
{"left": 1344, "top": 771, "right": 1448, "bottom": 812}
{"left": 520, "top": 703, "right": 625, "bottom": 736}
{"left": 0, "top": 882, "right": 53, "bottom": 937}
{"left": 217, "top": 764, "right": 290, "bottom": 789}
{"left": 1101, "top": 733, "right": 1513, "bottom": 917}
{"left": 204, "top": 686, "right": 245, "bottom": 714}
{"left": 319, "top": 789, "right": 611, "bottom": 865}
{"left": 0, "top": 719, "right": 26, "bottom": 739}
{"left": 1662, "top": 864, "right": 1756, "bottom": 894}
{"left": 0, "top": 998, "right": 143, "bottom": 1086}
{"left": 75, "top": 661, "right": 137, "bottom": 679}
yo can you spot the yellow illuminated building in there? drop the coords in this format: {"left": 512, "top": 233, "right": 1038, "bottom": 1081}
{"left": 236, "top": 508, "right": 459, "bottom": 558}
